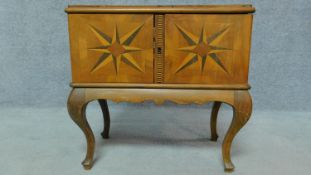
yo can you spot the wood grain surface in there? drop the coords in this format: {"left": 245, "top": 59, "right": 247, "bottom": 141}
{"left": 65, "top": 5, "right": 255, "bottom": 14}
{"left": 165, "top": 14, "right": 253, "bottom": 84}
{"left": 68, "top": 14, "right": 154, "bottom": 83}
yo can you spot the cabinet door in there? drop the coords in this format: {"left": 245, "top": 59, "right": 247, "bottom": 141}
{"left": 68, "top": 14, "right": 154, "bottom": 83}
{"left": 164, "top": 14, "right": 253, "bottom": 85}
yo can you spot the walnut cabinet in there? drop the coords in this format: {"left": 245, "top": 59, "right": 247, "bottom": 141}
{"left": 65, "top": 5, "right": 255, "bottom": 172}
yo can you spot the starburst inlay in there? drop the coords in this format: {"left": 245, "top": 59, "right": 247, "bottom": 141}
{"left": 89, "top": 23, "right": 145, "bottom": 74}
{"left": 175, "top": 24, "right": 231, "bottom": 73}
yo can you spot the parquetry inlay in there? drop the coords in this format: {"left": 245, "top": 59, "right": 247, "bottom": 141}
{"left": 89, "top": 23, "right": 145, "bottom": 74}
{"left": 175, "top": 24, "right": 231, "bottom": 73}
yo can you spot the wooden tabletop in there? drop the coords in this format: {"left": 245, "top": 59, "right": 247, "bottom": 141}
{"left": 65, "top": 5, "right": 255, "bottom": 14}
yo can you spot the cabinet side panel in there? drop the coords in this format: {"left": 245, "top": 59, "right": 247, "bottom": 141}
{"left": 67, "top": 14, "right": 154, "bottom": 83}
{"left": 164, "top": 14, "right": 253, "bottom": 85}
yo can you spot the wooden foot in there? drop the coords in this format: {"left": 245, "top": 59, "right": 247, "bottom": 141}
{"left": 222, "top": 91, "right": 252, "bottom": 172}
{"left": 210, "top": 102, "right": 221, "bottom": 141}
{"left": 98, "top": 99, "right": 110, "bottom": 139}
{"left": 67, "top": 88, "right": 95, "bottom": 170}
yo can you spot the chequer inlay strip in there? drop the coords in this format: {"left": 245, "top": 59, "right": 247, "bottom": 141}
{"left": 154, "top": 14, "right": 165, "bottom": 83}
{"left": 88, "top": 23, "right": 145, "bottom": 74}
{"left": 175, "top": 24, "right": 231, "bottom": 74}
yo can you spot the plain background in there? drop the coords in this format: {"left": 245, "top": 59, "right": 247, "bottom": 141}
{"left": 0, "top": 0, "right": 311, "bottom": 110}
{"left": 1, "top": 1, "right": 311, "bottom": 175}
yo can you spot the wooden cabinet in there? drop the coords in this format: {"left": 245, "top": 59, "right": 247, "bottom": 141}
{"left": 66, "top": 5, "right": 255, "bottom": 172}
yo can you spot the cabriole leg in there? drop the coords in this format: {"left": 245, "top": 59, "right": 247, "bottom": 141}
{"left": 67, "top": 88, "right": 95, "bottom": 170}
{"left": 222, "top": 91, "right": 252, "bottom": 172}
{"left": 98, "top": 99, "right": 110, "bottom": 139}
{"left": 210, "top": 102, "right": 222, "bottom": 141}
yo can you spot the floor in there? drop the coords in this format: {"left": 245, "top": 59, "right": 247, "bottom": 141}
{"left": 0, "top": 102, "right": 311, "bottom": 175}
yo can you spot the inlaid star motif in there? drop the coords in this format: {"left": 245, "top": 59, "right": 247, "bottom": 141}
{"left": 175, "top": 24, "right": 231, "bottom": 73}
{"left": 88, "top": 23, "right": 145, "bottom": 74}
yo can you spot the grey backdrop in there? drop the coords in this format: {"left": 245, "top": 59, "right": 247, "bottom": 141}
{"left": 0, "top": 0, "right": 310, "bottom": 110}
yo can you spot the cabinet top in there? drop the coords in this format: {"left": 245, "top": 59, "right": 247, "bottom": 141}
{"left": 65, "top": 5, "right": 255, "bottom": 14}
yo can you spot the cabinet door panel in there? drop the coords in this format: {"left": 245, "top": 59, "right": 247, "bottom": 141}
{"left": 164, "top": 14, "right": 253, "bottom": 84}
{"left": 68, "top": 14, "right": 154, "bottom": 83}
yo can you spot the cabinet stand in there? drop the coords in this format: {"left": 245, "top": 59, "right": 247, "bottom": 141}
{"left": 67, "top": 87, "right": 252, "bottom": 171}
